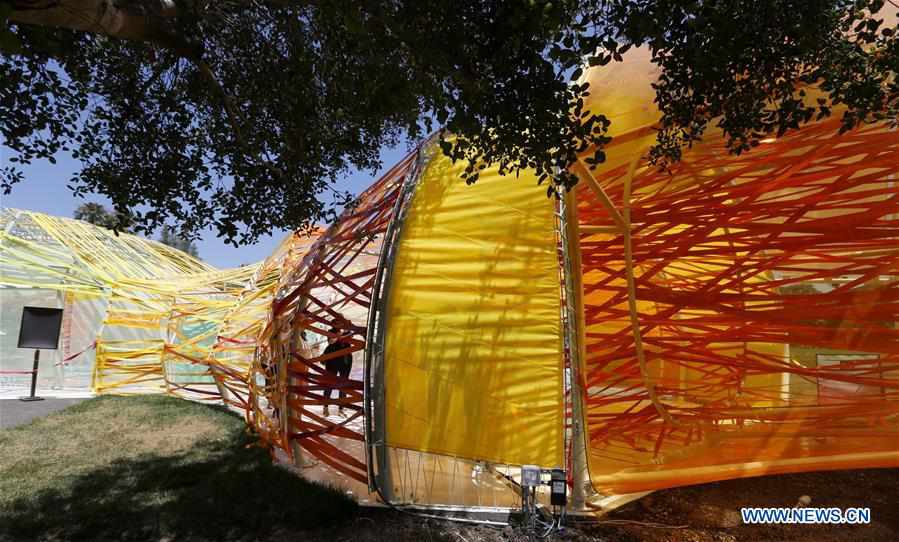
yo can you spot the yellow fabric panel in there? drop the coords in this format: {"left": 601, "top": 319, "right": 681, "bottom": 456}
{"left": 384, "top": 151, "right": 565, "bottom": 467}
{"left": 581, "top": 48, "right": 659, "bottom": 137}
{"left": 576, "top": 47, "right": 660, "bottom": 173}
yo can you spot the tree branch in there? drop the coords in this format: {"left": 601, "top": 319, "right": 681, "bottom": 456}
{"left": 10, "top": 0, "right": 168, "bottom": 42}
{"left": 9, "top": 1, "right": 250, "bottom": 145}
{"left": 10, "top": 0, "right": 320, "bottom": 184}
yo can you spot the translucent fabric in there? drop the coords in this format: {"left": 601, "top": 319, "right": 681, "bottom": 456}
{"left": 384, "top": 151, "right": 565, "bottom": 467}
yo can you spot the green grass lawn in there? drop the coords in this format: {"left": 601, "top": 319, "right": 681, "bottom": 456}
{"left": 0, "top": 396, "right": 356, "bottom": 541}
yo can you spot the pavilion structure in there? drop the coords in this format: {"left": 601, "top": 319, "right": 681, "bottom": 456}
{"left": 2, "top": 50, "right": 897, "bottom": 516}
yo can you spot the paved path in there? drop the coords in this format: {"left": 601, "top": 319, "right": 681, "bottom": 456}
{"left": 0, "top": 398, "right": 86, "bottom": 429}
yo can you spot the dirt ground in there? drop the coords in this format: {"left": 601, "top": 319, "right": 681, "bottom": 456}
{"left": 593, "top": 467, "right": 898, "bottom": 542}
{"left": 291, "top": 468, "right": 899, "bottom": 542}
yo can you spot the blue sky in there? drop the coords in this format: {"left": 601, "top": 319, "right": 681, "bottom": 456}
{"left": 1, "top": 145, "right": 409, "bottom": 268}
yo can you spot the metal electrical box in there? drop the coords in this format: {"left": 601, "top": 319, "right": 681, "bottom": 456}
{"left": 521, "top": 465, "right": 541, "bottom": 487}
{"left": 550, "top": 468, "right": 567, "bottom": 506}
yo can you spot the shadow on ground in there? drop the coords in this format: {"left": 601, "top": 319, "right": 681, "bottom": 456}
{"left": 1, "top": 417, "right": 355, "bottom": 541}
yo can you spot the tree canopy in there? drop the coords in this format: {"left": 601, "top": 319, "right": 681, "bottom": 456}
{"left": 73, "top": 200, "right": 136, "bottom": 233}
{"left": 158, "top": 225, "right": 200, "bottom": 257}
{"left": 73, "top": 201, "right": 124, "bottom": 230}
{"left": 73, "top": 201, "right": 199, "bottom": 256}
{"left": 3, "top": 1, "right": 897, "bottom": 243}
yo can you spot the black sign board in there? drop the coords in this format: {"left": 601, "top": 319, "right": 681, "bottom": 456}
{"left": 17, "top": 306, "right": 64, "bottom": 350}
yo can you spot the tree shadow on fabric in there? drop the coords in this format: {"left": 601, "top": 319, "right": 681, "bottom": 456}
{"left": 1, "top": 430, "right": 357, "bottom": 541}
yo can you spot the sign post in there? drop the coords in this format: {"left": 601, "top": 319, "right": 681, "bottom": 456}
{"left": 17, "top": 306, "right": 65, "bottom": 402}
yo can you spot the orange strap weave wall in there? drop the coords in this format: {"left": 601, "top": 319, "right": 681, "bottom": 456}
{"left": 574, "top": 117, "right": 899, "bottom": 495}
